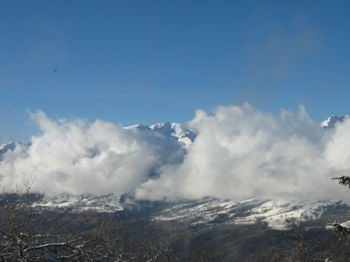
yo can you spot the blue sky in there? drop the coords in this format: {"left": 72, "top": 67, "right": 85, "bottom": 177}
{"left": 1, "top": 0, "right": 350, "bottom": 142}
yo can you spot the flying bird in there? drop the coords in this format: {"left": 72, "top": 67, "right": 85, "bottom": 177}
{"left": 53, "top": 68, "right": 58, "bottom": 72}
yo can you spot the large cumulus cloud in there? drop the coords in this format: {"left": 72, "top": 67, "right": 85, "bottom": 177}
{"left": 1, "top": 104, "right": 350, "bottom": 201}
{"left": 136, "top": 104, "right": 350, "bottom": 201}
{"left": 0, "top": 111, "right": 184, "bottom": 195}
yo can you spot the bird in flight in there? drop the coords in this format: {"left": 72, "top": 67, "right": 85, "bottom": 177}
{"left": 53, "top": 68, "right": 58, "bottom": 72}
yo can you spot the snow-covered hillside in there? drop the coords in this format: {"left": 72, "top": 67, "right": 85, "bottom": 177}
{"left": 30, "top": 193, "right": 341, "bottom": 230}
{"left": 33, "top": 193, "right": 123, "bottom": 213}
{"left": 152, "top": 198, "right": 337, "bottom": 230}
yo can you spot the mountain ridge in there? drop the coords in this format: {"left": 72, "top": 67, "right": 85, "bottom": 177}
{"left": 2, "top": 114, "right": 347, "bottom": 156}
{"left": 1, "top": 116, "right": 350, "bottom": 230}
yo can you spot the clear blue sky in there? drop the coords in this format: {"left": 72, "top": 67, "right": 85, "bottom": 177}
{"left": 1, "top": 0, "right": 350, "bottom": 142}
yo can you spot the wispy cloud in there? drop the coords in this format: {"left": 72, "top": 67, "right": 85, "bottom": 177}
{"left": 236, "top": 11, "right": 323, "bottom": 104}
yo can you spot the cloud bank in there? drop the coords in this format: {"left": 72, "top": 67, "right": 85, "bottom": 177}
{"left": 0, "top": 111, "right": 184, "bottom": 195}
{"left": 1, "top": 104, "right": 350, "bottom": 201}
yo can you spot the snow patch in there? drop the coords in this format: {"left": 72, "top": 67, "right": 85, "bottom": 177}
{"left": 33, "top": 193, "right": 123, "bottom": 213}
{"left": 153, "top": 198, "right": 335, "bottom": 230}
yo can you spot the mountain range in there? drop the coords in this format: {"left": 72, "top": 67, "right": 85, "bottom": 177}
{"left": 1, "top": 116, "right": 350, "bottom": 231}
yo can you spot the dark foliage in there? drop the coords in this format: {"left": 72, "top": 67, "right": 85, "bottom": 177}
{"left": 332, "top": 176, "right": 350, "bottom": 188}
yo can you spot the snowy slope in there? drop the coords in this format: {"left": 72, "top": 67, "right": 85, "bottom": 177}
{"left": 33, "top": 193, "right": 123, "bottom": 213}
{"left": 152, "top": 198, "right": 336, "bottom": 230}
{"left": 30, "top": 194, "right": 341, "bottom": 230}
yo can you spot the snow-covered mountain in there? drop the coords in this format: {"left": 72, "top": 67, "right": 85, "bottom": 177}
{"left": 1, "top": 117, "right": 350, "bottom": 230}
{"left": 321, "top": 115, "right": 350, "bottom": 128}
{"left": 124, "top": 122, "right": 196, "bottom": 148}
{"left": 0, "top": 122, "right": 196, "bottom": 158}
{"left": 149, "top": 122, "right": 196, "bottom": 148}
{"left": 2, "top": 114, "right": 345, "bottom": 158}
{"left": 0, "top": 141, "right": 16, "bottom": 160}
{"left": 33, "top": 193, "right": 123, "bottom": 213}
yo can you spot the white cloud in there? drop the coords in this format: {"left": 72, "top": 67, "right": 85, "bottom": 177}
{"left": 0, "top": 111, "right": 183, "bottom": 195}
{"left": 135, "top": 104, "right": 350, "bottom": 201}
{"left": 1, "top": 104, "right": 350, "bottom": 201}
